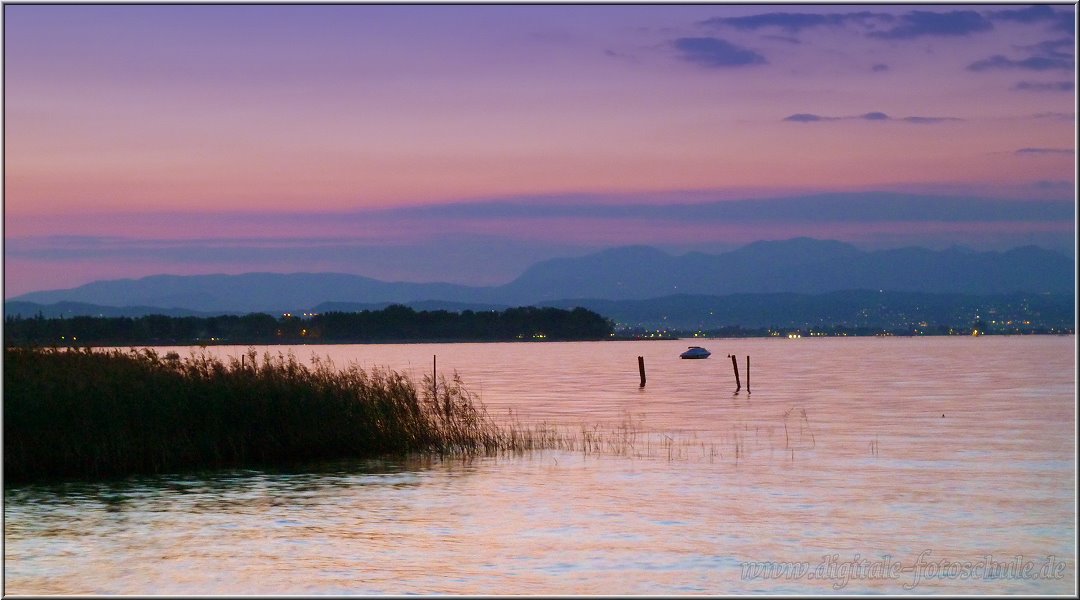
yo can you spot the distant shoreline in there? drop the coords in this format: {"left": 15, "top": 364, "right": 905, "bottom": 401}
{"left": 6, "top": 329, "right": 1072, "bottom": 350}
{"left": 5, "top": 302, "right": 1073, "bottom": 348}
{"left": 2, "top": 305, "right": 616, "bottom": 348}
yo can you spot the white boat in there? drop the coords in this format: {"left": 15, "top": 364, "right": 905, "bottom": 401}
{"left": 680, "top": 346, "right": 711, "bottom": 359}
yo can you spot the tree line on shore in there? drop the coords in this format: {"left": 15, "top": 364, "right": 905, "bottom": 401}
{"left": 3, "top": 305, "right": 614, "bottom": 346}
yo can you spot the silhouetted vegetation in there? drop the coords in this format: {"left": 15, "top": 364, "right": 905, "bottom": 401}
{"left": 3, "top": 305, "right": 614, "bottom": 347}
{"left": 4, "top": 347, "right": 564, "bottom": 483}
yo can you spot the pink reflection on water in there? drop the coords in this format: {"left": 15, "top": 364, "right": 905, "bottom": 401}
{"left": 4, "top": 337, "right": 1074, "bottom": 594}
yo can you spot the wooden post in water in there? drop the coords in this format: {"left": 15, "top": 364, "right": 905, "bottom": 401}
{"left": 730, "top": 354, "right": 741, "bottom": 392}
{"left": 433, "top": 354, "right": 437, "bottom": 396}
{"left": 746, "top": 355, "right": 750, "bottom": 394}
{"left": 638, "top": 356, "right": 646, "bottom": 388}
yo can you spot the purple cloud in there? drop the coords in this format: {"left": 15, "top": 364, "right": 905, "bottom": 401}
{"left": 1031, "top": 112, "right": 1076, "bottom": 121}
{"left": 604, "top": 49, "right": 639, "bottom": 64}
{"left": 969, "top": 36, "right": 1075, "bottom": 73}
{"left": 701, "top": 11, "right": 892, "bottom": 34}
{"left": 783, "top": 113, "right": 831, "bottom": 122}
{"left": 762, "top": 34, "right": 801, "bottom": 45}
{"left": 867, "top": 10, "right": 994, "bottom": 39}
{"left": 988, "top": 5, "right": 1075, "bottom": 35}
{"left": 784, "top": 112, "right": 962, "bottom": 124}
{"left": 968, "top": 54, "right": 1073, "bottom": 71}
{"left": 1013, "top": 80, "right": 1074, "bottom": 92}
{"left": 1025, "top": 38, "right": 1075, "bottom": 60}
{"left": 988, "top": 5, "right": 1058, "bottom": 24}
{"left": 1015, "top": 147, "right": 1074, "bottom": 156}
{"left": 701, "top": 7, "right": 1070, "bottom": 43}
{"left": 673, "top": 37, "right": 767, "bottom": 68}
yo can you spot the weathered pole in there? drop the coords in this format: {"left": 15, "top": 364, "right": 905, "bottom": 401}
{"left": 638, "top": 356, "right": 646, "bottom": 388}
{"left": 433, "top": 354, "right": 437, "bottom": 396}
{"left": 730, "top": 354, "right": 741, "bottom": 392}
{"left": 746, "top": 355, "right": 750, "bottom": 393}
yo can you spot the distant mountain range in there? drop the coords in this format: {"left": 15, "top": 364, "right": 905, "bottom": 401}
{"left": 6, "top": 239, "right": 1075, "bottom": 321}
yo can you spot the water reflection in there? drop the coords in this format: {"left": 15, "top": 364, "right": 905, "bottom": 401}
{"left": 5, "top": 337, "right": 1075, "bottom": 594}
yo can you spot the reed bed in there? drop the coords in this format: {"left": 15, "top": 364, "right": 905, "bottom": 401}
{"left": 3, "top": 347, "right": 571, "bottom": 483}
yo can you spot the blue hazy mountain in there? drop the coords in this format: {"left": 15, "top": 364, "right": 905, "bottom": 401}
{"left": 494, "top": 238, "right": 1073, "bottom": 303}
{"left": 7, "top": 239, "right": 1074, "bottom": 315}
{"left": 8, "top": 272, "right": 482, "bottom": 314}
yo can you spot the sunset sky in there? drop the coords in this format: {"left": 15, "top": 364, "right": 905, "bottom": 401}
{"left": 3, "top": 4, "right": 1076, "bottom": 296}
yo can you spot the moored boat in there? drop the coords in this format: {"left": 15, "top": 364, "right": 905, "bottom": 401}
{"left": 680, "top": 346, "right": 711, "bottom": 359}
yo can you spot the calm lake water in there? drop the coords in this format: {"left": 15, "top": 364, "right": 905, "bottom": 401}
{"left": 4, "top": 337, "right": 1076, "bottom": 594}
